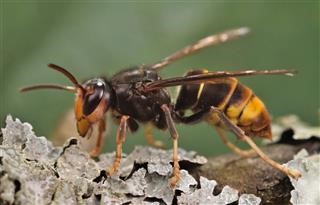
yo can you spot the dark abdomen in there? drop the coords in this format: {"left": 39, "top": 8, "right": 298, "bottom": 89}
{"left": 175, "top": 70, "right": 272, "bottom": 139}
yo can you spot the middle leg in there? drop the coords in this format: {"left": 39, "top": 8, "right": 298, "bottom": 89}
{"left": 215, "top": 127, "right": 256, "bottom": 158}
{"left": 161, "top": 104, "right": 180, "bottom": 188}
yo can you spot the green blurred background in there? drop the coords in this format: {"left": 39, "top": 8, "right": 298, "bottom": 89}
{"left": 1, "top": 1, "right": 319, "bottom": 156}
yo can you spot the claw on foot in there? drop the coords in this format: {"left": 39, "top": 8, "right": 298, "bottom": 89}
{"left": 107, "top": 160, "right": 121, "bottom": 176}
{"left": 90, "top": 148, "right": 101, "bottom": 157}
{"left": 153, "top": 140, "right": 165, "bottom": 149}
{"left": 107, "top": 166, "right": 117, "bottom": 176}
{"left": 169, "top": 173, "right": 180, "bottom": 188}
{"left": 288, "top": 168, "right": 302, "bottom": 180}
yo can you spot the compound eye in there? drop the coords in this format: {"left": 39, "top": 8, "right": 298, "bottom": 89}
{"left": 83, "top": 86, "right": 104, "bottom": 115}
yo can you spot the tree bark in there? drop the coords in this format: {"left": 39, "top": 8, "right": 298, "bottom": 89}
{"left": 190, "top": 135, "right": 320, "bottom": 204}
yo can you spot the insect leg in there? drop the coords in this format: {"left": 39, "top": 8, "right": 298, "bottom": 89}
{"left": 174, "top": 109, "right": 255, "bottom": 158}
{"left": 90, "top": 117, "right": 107, "bottom": 157}
{"left": 209, "top": 106, "right": 302, "bottom": 180}
{"left": 107, "top": 115, "right": 129, "bottom": 176}
{"left": 161, "top": 104, "right": 180, "bottom": 188}
{"left": 144, "top": 123, "right": 165, "bottom": 149}
{"left": 215, "top": 127, "right": 256, "bottom": 158}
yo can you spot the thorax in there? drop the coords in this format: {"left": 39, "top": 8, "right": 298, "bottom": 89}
{"left": 110, "top": 66, "right": 171, "bottom": 122}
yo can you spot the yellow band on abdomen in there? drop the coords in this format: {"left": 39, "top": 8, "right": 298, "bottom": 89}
{"left": 239, "top": 96, "right": 264, "bottom": 126}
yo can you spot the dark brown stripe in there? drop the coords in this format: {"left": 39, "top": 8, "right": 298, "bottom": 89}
{"left": 175, "top": 84, "right": 201, "bottom": 111}
{"left": 225, "top": 83, "right": 253, "bottom": 119}
{"left": 237, "top": 95, "right": 255, "bottom": 125}
{"left": 196, "top": 81, "right": 233, "bottom": 109}
{"left": 227, "top": 83, "right": 251, "bottom": 107}
{"left": 175, "top": 70, "right": 208, "bottom": 111}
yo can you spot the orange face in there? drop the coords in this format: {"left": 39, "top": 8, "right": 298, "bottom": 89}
{"left": 74, "top": 79, "right": 110, "bottom": 137}
{"left": 19, "top": 64, "right": 112, "bottom": 137}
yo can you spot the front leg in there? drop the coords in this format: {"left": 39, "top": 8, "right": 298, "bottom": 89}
{"left": 90, "top": 116, "right": 107, "bottom": 157}
{"left": 161, "top": 104, "right": 180, "bottom": 188}
{"left": 107, "top": 115, "right": 129, "bottom": 176}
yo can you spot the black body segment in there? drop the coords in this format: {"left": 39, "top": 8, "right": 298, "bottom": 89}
{"left": 110, "top": 67, "right": 171, "bottom": 130}
{"left": 111, "top": 66, "right": 160, "bottom": 84}
{"left": 196, "top": 78, "right": 237, "bottom": 110}
{"left": 175, "top": 70, "right": 206, "bottom": 111}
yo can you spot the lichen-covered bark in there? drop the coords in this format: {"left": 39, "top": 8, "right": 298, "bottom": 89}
{"left": 0, "top": 116, "right": 319, "bottom": 205}
{"left": 193, "top": 141, "right": 320, "bottom": 204}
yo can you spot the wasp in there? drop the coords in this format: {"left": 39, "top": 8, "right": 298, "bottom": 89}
{"left": 21, "top": 27, "right": 301, "bottom": 187}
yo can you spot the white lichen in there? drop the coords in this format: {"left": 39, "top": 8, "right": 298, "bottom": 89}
{"left": 0, "top": 116, "right": 263, "bottom": 204}
{"left": 286, "top": 149, "right": 320, "bottom": 205}
{"left": 271, "top": 115, "right": 320, "bottom": 142}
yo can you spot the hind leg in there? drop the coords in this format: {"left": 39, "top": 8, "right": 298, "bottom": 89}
{"left": 210, "top": 106, "right": 301, "bottom": 180}
{"left": 215, "top": 127, "right": 256, "bottom": 158}
{"left": 174, "top": 107, "right": 301, "bottom": 179}
{"left": 174, "top": 109, "right": 255, "bottom": 158}
{"left": 144, "top": 123, "right": 165, "bottom": 149}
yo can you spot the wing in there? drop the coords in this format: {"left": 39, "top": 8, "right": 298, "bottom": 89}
{"left": 149, "top": 27, "right": 250, "bottom": 70}
{"left": 143, "top": 69, "right": 296, "bottom": 91}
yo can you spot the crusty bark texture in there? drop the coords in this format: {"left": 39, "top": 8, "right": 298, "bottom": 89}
{"left": 0, "top": 116, "right": 319, "bottom": 205}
